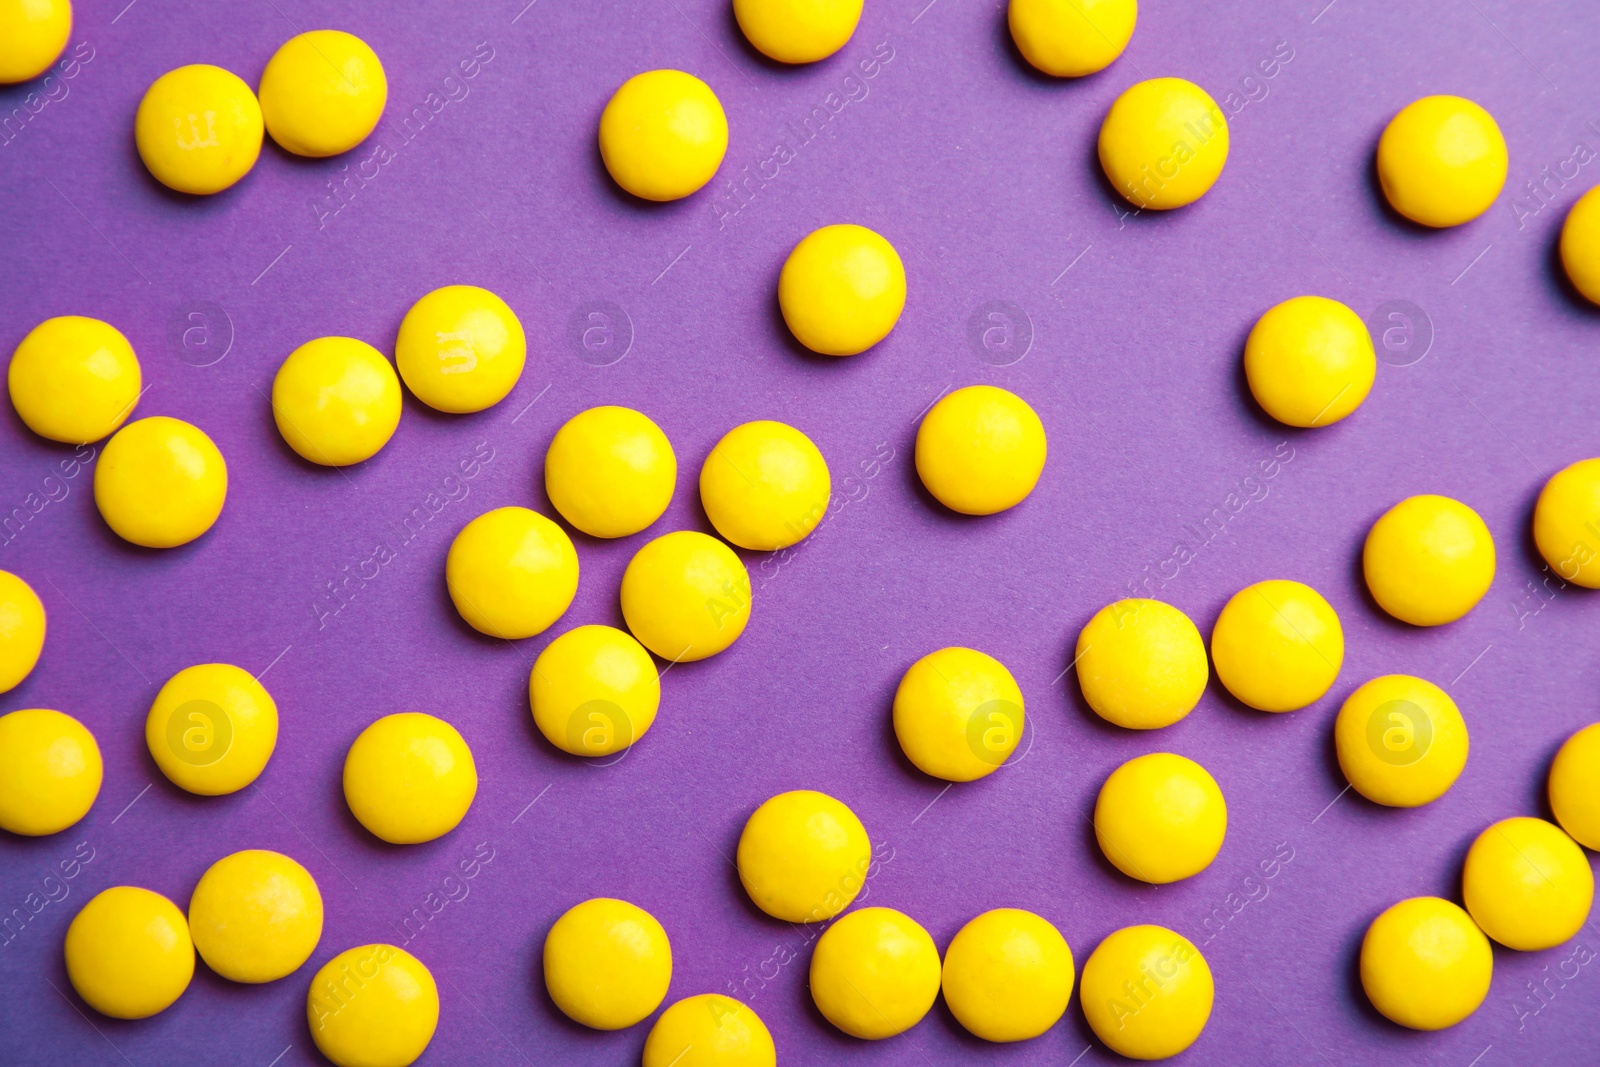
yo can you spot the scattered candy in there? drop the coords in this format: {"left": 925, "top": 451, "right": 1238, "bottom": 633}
{"left": 187, "top": 849, "right": 323, "bottom": 983}
{"left": 64, "top": 886, "right": 194, "bottom": 1018}
{"left": 643, "top": 994, "right": 776, "bottom": 1067}
{"left": 1210, "top": 579, "right": 1343, "bottom": 712}
{"left": 809, "top": 906, "right": 941, "bottom": 1039}
{"left": 1080, "top": 924, "right": 1212, "bottom": 1058}
{"left": 529, "top": 624, "right": 659, "bottom": 758}
{"left": 1560, "top": 185, "right": 1600, "bottom": 305}
{"left": 1099, "top": 77, "right": 1228, "bottom": 210}
{"left": 1461, "top": 816, "right": 1593, "bottom": 951}
{"left": 135, "top": 64, "right": 263, "bottom": 194}
{"left": 94, "top": 415, "right": 228, "bottom": 548}
{"left": 1532, "top": 457, "right": 1600, "bottom": 587}
{"left": 1244, "top": 295, "right": 1375, "bottom": 428}
{"left": 734, "top": 0, "right": 862, "bottom": 64}
{"left": 893, "top": 646, "right": 1024, "bottom": 781}
{"left": 915, "top": 384, "right": 1046, "bottom": 515}
{"left": 620, "top": 530, "right": 750, "bottom": 661}
{"left": 545, "top": 406, "right": 676, "bottom": 538}
{"left": 1359, "top": 897, "right": 1490, "bottom": 1030}
{"left": 395, "top": 284, "right": 526, "bottom": 413}
{"left": 1363, "top": 494, "right": 1495, "bottom": 626}
{"left": 8, "top": 315, "right": 141, "bottom": 444}
{"left": 0, "top": 570, "right": 45, "bottom": 694}
{"left": 306, "top": 944, "right": 438, "bottom": 1067}
{"left": 258, "top": 30, "right": 387, "bottom": 157}
{"left": 778, "top": 223, "right": 906, "bottom": 356}
{"left": 599, "top": 69, "right": 727, "bottom": 201}
{"left": 544, "top": 897, "right": 672, "bottom": 1030}
{"left": 1549, "top": 722, "right": 1600, "bottom": 850}
{"left": 0, "top": 707, "right": 100, "bottom": 835}
{"left": 941, "top": 908, "right": 1074, "bottom": 1042}
{"left": 445, "top": 506, "right": 579, "bottom": 639}
{"left": 342, "top": 712, "right": 477, "bottom": 844}
{"left": 145, "top": 662, "right": 278, "bottom": 795}
{"left": 1334, "top": 675, "right": 1466, "bottom": 807}
{"left": 1094, "top": 752, "right": 1226, "bottom": 883}
{"left": 700, "top": 420, "right": 831, "bottom": 551}
{"left": 271, "top": 336, "right": 402, "bottom": 467}
{"left": 0, "top": 0, "right": 71, "bottom": 83}
{"left": 1075, "top": 598, "right": 1206, "bottom": 730}
{"left": 1009, "top": 0, "right": 1136, "bottom": 77}
{"left": 1376, "top": 95, "right": 1506, "bottom": 228}
{"left": 737, "top": 789, "right": 870, "bottom": 922}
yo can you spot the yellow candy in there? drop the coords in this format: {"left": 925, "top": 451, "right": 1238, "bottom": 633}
{"left": 1210, "top": 579, "right": 1343, "bottom": 712}
{"left": 1244, "top": 295, "right": 1375, "bottom": 428}
{"left": 65, "top": 886, "right": 193, "bottom": 1018}
{"left": 778, "top": 224, "right": 906, "bottom": 356}
{"left": 1080, "top": 925, "right": 1212, "bottom": 1058}
{"left": 1334, "top": 675, "right": 1467, "bottom": 808}
{"left": 0, "top": 707, "right": 100, "bottom": 835}
{"left": 544, "top": 897, "right": 672, "bottom": 1030}
{"left": 530, "top": 625, "right": 660, "bottom": 758}
{"left": 395, "top": 284, "right": 526, "bottom": 413}
{"left": 737, "top": 789, "right": 871, "bottom": 922}
{"left": 188, "top": 849, "right": 322, "bottom": 983}
{"left": 1075, "top": 598, "right": 1206, "bottom": 730}
{"left": 259, "top": 30, "right": 387, "bottom": 157}
{"left": 600, "top": 69, "right": 727, "bottom": 201}
{"left": 701, "top": 420, "right": 831, "bottom": 550}
{"left": 810, "top": 907, "right": 941, "bottom": 1039}
{"left": 0, "top": 0, "right": 71, "bottom": 83}
{"left": 1094, "top": 752, "right": 1225, "bottom": 884}
{"left": 135, "top": 64, "right": 263, "bottom": 195}
{"left": 1363, "top": 495, "right": 1494, "bottom": 626}
{"left": 1099, "top": 77, "right": 1228, "bottom": 210}
{"left": 734, "top": 0, "right": 861, "bottom": 64}
{"left": 893, "top": 646, "right": 1024, "bottom": 781}
{"left": 1462, "top": 817, "right": 1594, "bottom": 951}
{"left": 446, "top": 507, "right": 578, "bottom": 640}
{"left": 1008, "top": 0, "right": 1136, "bottom": 77}
{"left": 271, "top": 336, "right": 401, "bottom": 467}
{"left": 545, "top": 406, "right": 676, "bottom": 538}
{"left": 1533, "top": 458, "right": 1600, "bottom": 587}
{"left": 620, "top": 530, "right": 750, "bottom": 661}
{"left": 941, "top": 908, "right": 1074, "bottom": 1042}
{"left": 145, "top": 663, "right": 277, "bottom": 796}
{"left": 643, "top": 994, "right": 776, "bottom": 1067}
{"left": 343, "top": 712, "right": 477, "bottom": 844}
{"left": 1560, "top": 185, "right": 1600, "bottom": 305}
{"left": 1550, "top": 722, "right": 1600, "bottom": 850}
{"left": 94, "top": 415, "right": 227, "bottom": 548}
{"left": 9, "top": 315, "right": 141, "bottom": 444}
{"left": 0, "top": 569, "right": 45, "bottom": 693}
{"left": 915, "top": 385, "right": 1047, "bottom": 515}
{"left": 1359, "top": 897, "right": 1491, "bottom": 1030}
{"left": 307, "top": 944, "right": 438, "bottom": 1067}
{"left": 1376, "top": 95, "right": 1507, "bottom": 228}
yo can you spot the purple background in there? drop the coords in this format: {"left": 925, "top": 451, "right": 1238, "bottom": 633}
{"left": 2, "top": 0, "right": 1598, "bottom": 1064}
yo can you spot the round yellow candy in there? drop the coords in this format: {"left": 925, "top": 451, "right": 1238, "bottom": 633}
{"left": 1244, "top": 296, "right": 1375, "bottom": 428}
{"left": 893, "top": 646, "right": 1024, "bottom": 782}
{"left": 1462, "top": 816, "right": 1594, "bottom": 951}
{"left": 9, "top": 315, "right": 141, "bottom": 444}
{"left": 545, "top": 406, "right": 676, "bottom": 538}
{"left": 445, "top": 507, "right": 578, "bottom": 640}
{"left": 1364, "top": 495, "right": 1495, "bottom": 626}
{"left": 95, "top": 415, "right": 227, "bottom": 548}
{"left": 342, "top": 712, "right": 477, "bottom": 844}
{"left": 1008, "top": 0, "right": 1136, "bottom": 78}
{"left": 530, "top": 625, "right": 660, "bottom": 758}
{"left": 1359, "top": 897, "right": 1491, "bottom": 1030}
{"left": 259, "top": 30, "right": 387, "bottom": 157}
{"left": 778, "top": 224, "right": 907, "bottom": 356}
{"left": 915, "top": 385, "right": 1047, "bottom": 515}
{"left": 65, "top": 886, "right": 193, "bottom": 1019}
{"left": 1334, "top": 675, "right": 1467, "bottom": 808}
{"left": 1094, "top": 752, "right": 1226, "bottom": 884}
{"left": 0, "top": 707, "right": 100, "bottom": 835}
{"left": 1550, "top": 722, "right": 1600, "bottom": 850}
{"left": 1080, "top": 925, "right": 1212, "bottom": 1058}
{"left": 1560, "top": 185, "right": 1600, "bottom": 305}
{"left": 271, "top": 336, "right": 401, "bottom": 466}
{"left": 620, "top": 530, "right": 750, "bottom": 661}
{"left": 734, "top": 0, "right": 861, "bottom": 64}
{"left": 737, "top": 789, "right": 871, "bottom": 922}
{"left": 1099, "top": 77, "right": 1228, "bottom": 210}
{"left": 643, "top": 994, "right": 776, "bottom": 1067}
{"left": 700, "top": 420, "right": 831, "bottom": 551}
{"left": 395, "top": 284, "right": 526, "bottom": 413}
{"left": 188, "top": 849, "right": 322, "bottom": 983}
{"left": 1075, "top": 599, "right": 1206, "bottom": 730}
{"left": 144, "top": 662, "right": 278, "bottom": 795}
{"left": 307, "top": 944, "right": 438, "bottom": 1067}
{"left": 0, "top": 0, "right": 70, "bottom": 83}
{"left": 1210, "top": 579, "right": 1343, "bottom": 712}
{"left": 600, "top": 69, "right": 727, "bottom": 201}
{"left": 544, "top": 897, "right": 672, "bottom": 1030}
{"left": 0, "top": 569, "right": 45, "bottom": 693}
{"left": 809, "top": 907, "right": 941, "bottom": 1039}
{"left": 1533, "top": 458, "right": 1600, "bottom": 588}
{"left": 941, "top": 908, "right": 1074, "bottom": 1042}
{"left": 1376, "top": 95, "right": 1507, "bottom": 228}
{"left": 135, "top": 64, "right": 263, "bottom": 195}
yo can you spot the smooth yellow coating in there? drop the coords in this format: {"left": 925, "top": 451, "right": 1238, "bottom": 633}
{"left": 545, "top": 406, "right": 676, "bottom": 538}
{"left": 1462, "top": 817, "right": 1594, "bottom": 951}
{"left": 0, "top": 570, "right": 45, "bottom": 693}
{"left": 342, "top": 712, "right": 477, "bottom": 845}
{"left": 94, "top": 415, "right": 227, "bottom": 548}
{"left": 135, "top": 64, "right": 263, "bottom": 195}
{"left": 915, "top": 385, "right": 1047, "bottom": 515}
{"left": 1364, "top": 494, "right": 1495, "bottom": 626}
{"left": 809, "top": 907, "right": 941, "bottom": 1039}
{"left": 1359, "top": 897, "right": 1491, "bottom": 1030}
{"left": 1244, "top": 296, "right": 1375, "bottom": 428}
{"left": 620, "top": 530, "right": 750, "bottom": 661}
{"left": 271, "top": 336, "right": 401, "bottom": 466}
{"left": 1080, "top": 925, "right": 1212, "bottom": 1059}
{"left": 734, "top": 0, "right": 862, "bottom": 64}
{"left": 1094, "top": 753, "right": 1226, "bottom": 884}
{"left": 1210, "top": 579, "right": 1343, "bottom": 712}
{"left": 188, "top": 849, "right": 323, "bottom": 983}
{"left": 1334, "top": 675, "right": 1467, "bottom": 808}
{"left": 1008, "top": 0, "right": 1136, "bottom": 78}
{"left": 0, "top": 708, "right": 100, "bottom": 836}
{"left": 307, "top": 944, "right": 438, "bottom": 1067}
{"left": 530, "top": 625, "right": 660, "bottom": 757}
{"left": 145, "top": 663, "right": 277, "bottom": 796}
{"left": 941, "top": 908, "right": 1074, "bottom": 1042}
{"left": 643, "top": 994, "right": 776, "bottom": 1067}
{"left": 0, "top": 0, "right": 71, "bottom": 83}
{"left": 893, "top": 646, "right": 1025, "bottom": 781}
{"left": 1099, "top": 77, "right": 1228, "bottom": 210}
{"left": 778, "top": 224, "right": 907, "bottom": 356}
{"left": 446, "top": 507, "right": 579, "bottom": 640}
{"left": 700, "top": 420, "right": 831, "bottom": 550}
{"left": 259, "top": 30, "right": 387, "bottom": 157}
{"left": 599, "top": 69, "right": 727, "bottom": 201}
{"left": 1533, "top": 458, "right": 1600, "bottom": 587}
{"left": 395, "top": 284, "right": 526, "bottom": 413}
{"left": 737, "top": 789, "right": 871, "bottom": 922}
{"left": 65, "top": 886, "right": 193, "bottom": 1019}
{"left": 1075, "top": 599, "right": 1206, "bottom": 730}
{"left": 544, "top": 897, "right": 672, "bottom": 1030}
{"left": 1560, "top": 185, "right": 1600, "bottom": 305}
{"left": 1376, "top": 95, "right": 1507, "bottom": 228}
{"left": 1550, "top": 723, "right": 1600, "bottom": 850}
{"left": 9, "top": 315, "right": 141, "bottom": 444}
